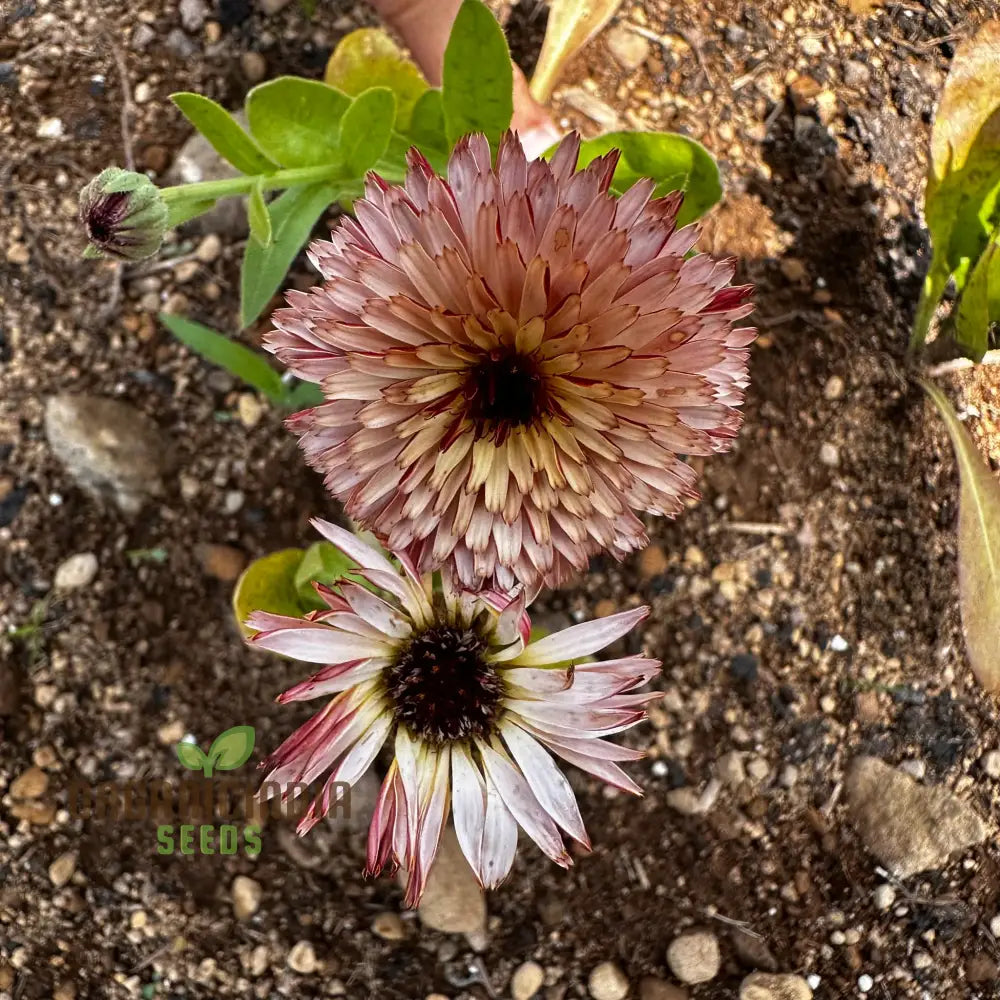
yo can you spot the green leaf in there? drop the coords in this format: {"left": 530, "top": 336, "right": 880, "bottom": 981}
{"left": 240, "top": 182, "right": 336, "bottom": 327}
{"left": 408, "top": 88, "right": 448, "bottom": 154}
{"left": 165, "top": 197, "right": 218, "bottom": 229}
{"left": 176, "top": 741, "right": 207, "bottom": 772}
{"left": 246, "top": 77, "right": 351, "bottom": 167}
{"left": 338, "top": 87, "right": 397, "bottom": 176}
{"left": 294, "top": 541, "right": 370, "bottom": 609}
{"left": 159, "top": 313, "right": 287, "bottom": 404}
{"left": 565, "top": 131, "right": 722, "bottom": 226}
{"left": 232, "top": 547, "right": 307, "bottom": 636}
{"left": 955, "top": 236, "right": 1000, "bottom": 360}
{"left": 442, "top": 0, "right": 513, "bottom": 147}
{"left": 324, "top": 28, "right": 429, "bottom": 132}
{"left": 285, "top": 380, "right": 325, "bottom": 409}
{"left": 912, "top": 22, "right": 1000, "bottom": 352}
{"left": 172, "top": 93, "right": 279, "bottom": 175}
{"left": 208, "top": 725, "right": 256, "bottom": 771}
{"left": 248, "top": 179, "right": 273, "bottom": 247}
{"left": 920, "top": 380, "right": 1000, "bottom": 691}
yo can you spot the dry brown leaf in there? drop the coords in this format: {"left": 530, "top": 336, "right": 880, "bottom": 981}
{"left": 921, "top": 380, "right": 1000, "bottom": 691}
{"left": 529, "top": 0, "right": 627, "bottom": 104}
{"left": 930, "top": 20, "right": 1000, "bottom": 180}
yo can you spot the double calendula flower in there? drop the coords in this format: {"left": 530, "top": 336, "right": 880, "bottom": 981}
{"left": 269, "top": 131, "right": 754, "bottom": 594}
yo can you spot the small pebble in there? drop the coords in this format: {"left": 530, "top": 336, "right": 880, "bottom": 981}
{"left": 667, "top": 931, "right": 721, "bottom": 984}
{"left": 241, "top": 51, "right": 268, "bottom": 83}
{"left": 746, "top": 757, "right": 771, "bottom": 783}
{"left": 912, "top": 952, "right": 932, "bottom": 971}
{"left": 371, "top": 912, "right": 406, "bottom": 941}
{"left": 157, "top": 720, "right": 186, "bottom": 745}
{"left": 588, "top": 962, "right": 629, "bottom": 1000}
{"left": 739, "top": 972, "right": 813, "bottom": 1000}
{"left": 48, "top": 851, "right": 77, "bottom": 888}
{"left": 287, "top": 940, "right": 317, "bottom": 974}
{"left": 37, "top": 117, "right": 64, "bottom": 138}
{"left": 823, "top": 375, "right": 845, "bottom": 400}
{"left": 54, "top": 552, "right": 99, "bottom": 591}
{"left": 898, "top": 758, "right": 925, "bottom": 781}
{"left": 873, "top": 884, "right": 896, "bottom": 911}
{"left": 224, "top": 490, "right": 245, "bottom": 514}
{"left": 511, "top": 960, "right": 545, "bottom": 1000}
{"left": 989, "top": 914, "right": 1000, "bottom": 938}
{"left": 238, "top": 393, "right": 264, "bottom": 428}
{"left": 197, "top": 543, "right": 247, "bottom": 581}
{"left": 779, "top": 764, "right": 799, "bottom": 788}
{"left": 195, "top": 233, "right": 223, "bottom": 263}
{"left": 10, "top": 766, "right": 49, "bottom": 799}
{"left": 819, "top": 442, "right": 840, "bottom": 467}
{"left": 857, "top": 974, "right": 873, "bottom": 993}
{"left": 134, "top": 81, "right": 153, "bottom": 103}
{"left": 980, "top": 750, "right": 1000, "bottom": 779}
{"left": 232, "top": 875, "right": 262, "bottom": 919}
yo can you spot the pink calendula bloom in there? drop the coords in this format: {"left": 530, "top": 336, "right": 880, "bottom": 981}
{"left": 267, "top": 131, "right": 755, "bottom": 592}
{"left": 248, "top": 519, "right": 659, "bottom": 905}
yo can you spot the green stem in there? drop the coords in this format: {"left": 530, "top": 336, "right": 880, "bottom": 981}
{"left": 161, "top": 164, "right": 345, "bottom": 204}
{"left": 160, "top": 161, "right": 407, "bottom": 206}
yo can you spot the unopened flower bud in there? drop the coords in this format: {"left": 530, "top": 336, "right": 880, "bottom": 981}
{"left": 79, "top": 167, "right": 168, "bottom": 261}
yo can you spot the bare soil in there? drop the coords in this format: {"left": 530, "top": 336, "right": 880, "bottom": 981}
{"left": 2, "top": 0, "right": 1000, "bottom": 998}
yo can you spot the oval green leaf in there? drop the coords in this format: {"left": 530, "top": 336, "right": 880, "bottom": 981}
{"left": 564, "top": 131, "right": 722, "bottom": 226}
{"left": 921, "top": 379, "right": 1000, "bottom": 691}
{"left": 338, "top": 87, "right": 397, "bottom": 176}
{"left": 172, "top": 93, "right": 279, "bottom": 175}
{"left": 408, "top": 88, "right": 448, "bottom": 154}
{"left": 209, "top": 725, "right": 256, "bottom": 771}
{"left": 232, "top": 547, "right": 307, "bottom": 637}
{"left": 324, "top": 28, "right": 429, "bottom": 132}
{"left": 294, "top": 540, "right": 371, "bottom": 609}
{"left": 442, "top": 0, "right": 513, "bottom": 147}
{"left": 246, "top": 77, "right": 351, "bottom": 167}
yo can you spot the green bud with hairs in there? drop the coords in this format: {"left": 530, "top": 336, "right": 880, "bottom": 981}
{"left": 78, "top": 167, "right": 168, "bottom": 261}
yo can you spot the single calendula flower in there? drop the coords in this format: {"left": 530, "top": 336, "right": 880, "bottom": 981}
{"left": 248, "top": 519, "right": 659, "bottom": 905}
{"left": 268, "top": 131, "right": 755, "bottom": 591}
{"left": 79, "top": 167, "right": 168, "bottom": 261}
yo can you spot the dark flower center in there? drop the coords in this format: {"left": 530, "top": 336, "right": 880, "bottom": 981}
{"left": 470, "top": 350, "right": 545, "bottom": 429}
{"left": 86, "top": 192, "right": 129, "bottom": 243}
{"left": 385, "top": 626, "right": 505, "bottom": 744}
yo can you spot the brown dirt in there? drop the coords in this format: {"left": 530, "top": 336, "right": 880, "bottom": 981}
{"left": 2, "top": 0, "right": 1000, "bottom": 998}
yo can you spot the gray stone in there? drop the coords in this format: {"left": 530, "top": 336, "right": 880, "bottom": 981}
{"left": 165, "top": 28, "right": 197, "bottom": 59}
{"left": 165, "top": 114, "right": 249, "bottom": 237}
{"left": 588, "top": 963, "right": 629, "bottom": 1000}
{"left": 179, "top": 0, "right": 208, "bottom": 32}
{"left": 740, "top": 973, "right": 813, "bottom": 1000}
{"left": 416, "top": 827, "right": 487, "bottom": 938}
{"left": 846, "top": 756, "right": 991, "bottom": 878}
{"left": 131, "top": 23, "right": 156, "bottom": 49}
{"left": 667, "top": 931, "right": 721, "bottom": 985}
{"left": 604, "top": 24, "right": 650, "bottom": 72}
{"left": 44, "top": 395, "right": 170, "bottom": 514}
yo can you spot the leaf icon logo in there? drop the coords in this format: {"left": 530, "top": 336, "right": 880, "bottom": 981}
{"left": 175, "top": 726, "right": 255, "bottom": 777}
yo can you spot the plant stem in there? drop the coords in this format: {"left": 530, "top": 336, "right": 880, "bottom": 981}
{"left": 160, "top": 161, "right": 407, "bottom": 206}
{"left": 160, "top": 164, "right": 346, "bottom": 204}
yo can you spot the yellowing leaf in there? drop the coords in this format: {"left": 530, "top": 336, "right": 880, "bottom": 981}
{"left": 921, "top": 380, "right": 1000, "bottom": 690}
{"left": 232, "top": 548, "right": 306, "bottom": 637}
{"left": 324, "top": 28, "right": 429, "bottom": 132}
{"left": 530, "top": 0, "right": 627, "bottom": 103}
{"left": 930, "top": 21, "right": 1000, "bottom": 181}
{"left": 912, "top": 22, "right": 1000, "bottom": 351}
